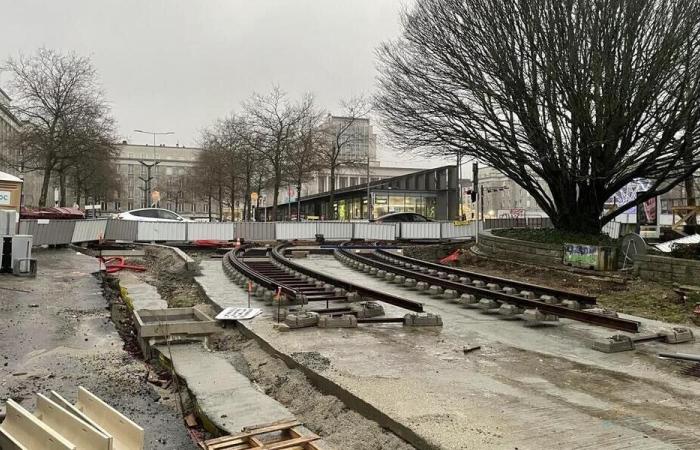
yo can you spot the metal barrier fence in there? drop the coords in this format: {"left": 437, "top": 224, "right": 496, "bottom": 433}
{"left": 17, "top": 219, "right": 477, "bottom": 246}
{"left": 483, "top": 217, "right": 553, "bottom": 229}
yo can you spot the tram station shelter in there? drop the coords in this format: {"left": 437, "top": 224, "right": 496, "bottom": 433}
{"left": 260, "top": 165, "right": 460, "bottom": 221}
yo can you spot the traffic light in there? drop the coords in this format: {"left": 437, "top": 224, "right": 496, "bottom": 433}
{"left": 466, "top": 189, "right": 477, "bottom": 202}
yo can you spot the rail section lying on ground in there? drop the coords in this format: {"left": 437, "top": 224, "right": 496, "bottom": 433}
{"left": 337, "top": 247, "right": 640, "bottom": 333}
{"left": 223, "top": 244, "right": 424, "bottom": 314}
{"left": 376, "top": 249, "right": 597, "bottom": 306}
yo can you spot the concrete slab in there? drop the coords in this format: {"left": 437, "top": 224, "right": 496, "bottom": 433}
{"left": 195, "top": 257, "right": 700, "bottom": 449}
{"left": 117, "top": 272, "right": 167, "bottom": 311}
{"left": 154, "top": 344, "right": 295, "bottom": 433}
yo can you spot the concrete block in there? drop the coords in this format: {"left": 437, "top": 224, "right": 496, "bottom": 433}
{"left": 315, "top": 281, "right": 325, "bottom": 288}
{"left": 290, "top": 250, "right": 309, "bottom": 258}
{"left": 498, "top": 303, "right": 524, "bottom": 317}
{"left": 368, "top": 268, "right": 378, "bottom": 275}
{"left": 416, "top": 281, "right": 430, "bottom": 292}
{"left": 472, "top": 280, "right": 486, "bottom": 288}
{"left": 263, "top": 290, "right": 274, "bottom": 302}
{"left": 520, "top": 290, "right": 536, "bottom": 299}
{"left": 394, "top": 275, "right": 406, "bottom": 284}
{"left": 351, "top": 301, "right": 385, "bottom": 318}
{"left": 323, "top": 283, "right": 334, "bottom": 292}
{"left": 540, "top": 295, "right": 559, "bottom": 304}
{"left": 403, "top": 313, "right": 443, "bottom": 327}
{"left": 458, "top": 293, "right": 478, "bottom": 307}
{"left": 443, "top": 289, "right": 459, "bottom": 300}
{"left": 659, "top": 327, "right": 694, "bottom": 344}
{"left": 404, "top": 278, "right": 417, "bottom": 288}
{"left": 334, "top": 287, "right": 347, "bottom": 297}
{"left": 428, "top": 285, "right": 444, "bottom": 296}
{"left": 346, "top": 292, "right": 361, "bottom": 302}
{"left": 427, "top": 269, "right": 437, "bottom": 275}
{"left": 522, "top": 308, "right": 559, "bottom": 326}
{"left": 385, "top": 272, "right": 396, "bottom": 281}
{"left": 459, "top": 276, "right": 471, "bottom": 284}
{"left": 486, "top": 283, "right": 500, "bottom": 291}
{"left": 477, "top": 298, "right": 500, "bottom": 310}
{"left": 376, "top": 270, "right": 386, "bottom": 278}
{"left": 502, "top": 287, "right": 518, "bottom": 296}
{"left": 255, "top": 286, "right": 266, "bottom": 298}
{"left": 593, "top": 335, "right": 635, "bottom": 353}
{"left": 562, "top": 300, "right": 581, "bottom": 310}
{"left": 285, "top": 311, "right": 320, "bottom": 328}
{"left": 362, "top": 265, "right": 372, "bottom": 273}
{"left": 447, "top": 274, "right": 459, "bottom": 281}
{"left": 318, "top": 314, "right": 358, "bottom": 328}
{"left": 436, "top": 271, "right": 447, "bottom": 279}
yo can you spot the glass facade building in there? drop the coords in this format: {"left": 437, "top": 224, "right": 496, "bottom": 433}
{"left": 260, "top": 165, "right": 459, "bottom": 221}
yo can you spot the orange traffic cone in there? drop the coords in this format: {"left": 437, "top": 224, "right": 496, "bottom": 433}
{"left": 235, "top": 237, "right": 241, "bottom": 249}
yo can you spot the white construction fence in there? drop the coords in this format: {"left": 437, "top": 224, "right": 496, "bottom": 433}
{"left": 16, "top": 219, "right": 478, "bottom": 246}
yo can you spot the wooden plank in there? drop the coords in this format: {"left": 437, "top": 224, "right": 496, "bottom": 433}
{"left": 0, "top": 428, "right": 28, "bottom": 450}
{"left": 35, "top": 394, "right": 111, "bottom": 450}
{"left": 205, "top": 421, "right": 301, "bottom": 445}
{"left": 49, "top": 390, "right": 114, "bottom": 448}
{"left": 262, "top": 437, "right": 319, "bottom": 450}
{"left": 76, "top": 386, "right": 144, "bottom": 450}
{"left": 0, "top": 400, "right": 76, "bottom": 450}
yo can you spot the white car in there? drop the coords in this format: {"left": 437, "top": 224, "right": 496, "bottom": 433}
{"left": 115, "top": 208, "right": 192, "bottom": 222}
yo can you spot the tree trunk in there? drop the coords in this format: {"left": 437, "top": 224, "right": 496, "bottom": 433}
{"left": 551, "top": 199, "right": 604, "bottom": 234}
{"left": 59, "top": 170, "right": 67, "bottom": 207}
{"left": 38, "top": 166, "right": 53, "bottom": 207}
{"left": 329, "top": 166, "right": 336, "bottom": 220}
{"left": 297, "top": 183, "right": 302, "bottom": 221}
{"left": 218, "top": 184, "right": 223, "bottom": 222}
{"left": 207, "top": 194, "right": 212, "bottom": 222}
{"left": 271, "top": 176, "right": 281, "bottom": 222}
{"left": 684, "top": 170, "right": 697, "bottom": 226}
{"left": 230, "top": 176, "right": 236, "bottom": 222}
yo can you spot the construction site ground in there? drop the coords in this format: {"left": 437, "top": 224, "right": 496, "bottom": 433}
{"left": 0, "top": 249, "right": 196, "bottom": 449}
{"left": 454, "top": 248, "right": 699, "bottom": 324}
{"left": 197, "top": 254, "right": 700, "bottom": 449}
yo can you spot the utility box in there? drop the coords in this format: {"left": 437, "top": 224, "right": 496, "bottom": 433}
{"left": 0, "top": 210, "right": 17, "bottom": 236}
{"left": 1, "top": 234, "right": 33, "bottom": 274}
{"left": 563, "top": 243, "right": 617, "bottom": 271}
{"left": 0, "top": 171, "right": 23, "bottom": 216}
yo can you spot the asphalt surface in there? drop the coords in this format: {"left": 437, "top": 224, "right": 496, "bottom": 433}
{"left": 0, "top": 248, "right": 196, "bottom": 449}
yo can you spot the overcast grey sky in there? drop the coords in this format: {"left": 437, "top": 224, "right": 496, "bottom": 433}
{"left": 0, "top": 0, "right": 449, "bottom": 168}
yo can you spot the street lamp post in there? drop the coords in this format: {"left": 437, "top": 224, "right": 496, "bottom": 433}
{"left": 133, "top": 129, "right": 174, "bottom": 207}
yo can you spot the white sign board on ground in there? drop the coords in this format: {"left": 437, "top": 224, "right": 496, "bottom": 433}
{"left": 216, "top": 307, "right": 263, "bottom": 321}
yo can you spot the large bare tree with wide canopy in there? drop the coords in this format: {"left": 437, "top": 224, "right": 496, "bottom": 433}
{"left": 375, "top": 0, "right": 700, "bottom": 233}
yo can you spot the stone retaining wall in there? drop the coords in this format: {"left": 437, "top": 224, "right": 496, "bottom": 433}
{"left": 474, "top": 229, "right": 564, "bottom": 267}
{"left": 634, "top": 254, "right": 700, "bottom": 285}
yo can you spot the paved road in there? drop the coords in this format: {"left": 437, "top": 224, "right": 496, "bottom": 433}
{"left": 0, "top": 249, "right": 196, "bottom": 449}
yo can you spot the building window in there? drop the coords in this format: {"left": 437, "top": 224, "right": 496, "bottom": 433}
{"left": 339, "top": 177, "right": 347, "bottom": 189}
{"left": 318, "top": 177, "right": 326, "bottom": 193}
{"left": 349, "top": 177, "right": 358, "bottom": 186}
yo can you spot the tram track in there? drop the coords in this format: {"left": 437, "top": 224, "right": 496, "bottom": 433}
{"left": 335, "top": 245, "right": 641, "bottom": 333}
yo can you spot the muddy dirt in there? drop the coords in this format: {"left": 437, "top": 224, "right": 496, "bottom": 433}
{"left": 130, "top": 246, "right": 208, "bottom": 308}
{"left": 212, "top": 331, "right": 415, "bottom": 450}
{"left": 407, "top": 244, "right": 697, "bottom": 324}
{"left": 0, "top": 249, "right": 197, "bottom": 449}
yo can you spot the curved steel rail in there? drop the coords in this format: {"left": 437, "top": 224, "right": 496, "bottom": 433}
{"left": 337, "top": 247, "right": 640, "bottom": 333}
{"left": 272, "top": 243, "right": 424, "bottom": 313}
{"left": 375, "top": 248, "right": 597, "bottom": 306}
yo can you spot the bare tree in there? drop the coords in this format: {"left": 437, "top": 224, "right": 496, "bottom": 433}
{"left": 375, "top": 0, "right": 700, "bottom": 233}
{"left": 320, "top": 96, "right": 371, "bottom": 219}
{"left": 284, "top": 94, "right": 325, "bottom": 220}
{"left": 244, "top": 87, "right": 310, "bottom": 221}
{"left": 2, "top": 48, "right": 116, "bottom": 206}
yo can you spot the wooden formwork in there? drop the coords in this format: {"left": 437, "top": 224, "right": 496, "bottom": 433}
{"left": 200, "top": 420, "right": 321, "bottom": 450}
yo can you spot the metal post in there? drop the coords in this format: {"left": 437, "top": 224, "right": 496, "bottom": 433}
{"left": 366, "top": 152, "right": 372, "bottom": 221}
{"left": 473, "top": 163, "right": 479, "bottom": 243}
{"left": 457, "top": 152, "right": 463, "bottom": 220}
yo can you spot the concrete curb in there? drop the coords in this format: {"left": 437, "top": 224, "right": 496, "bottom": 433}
{"left": 143, "top": 243, "right": 198, "bottom": 272}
